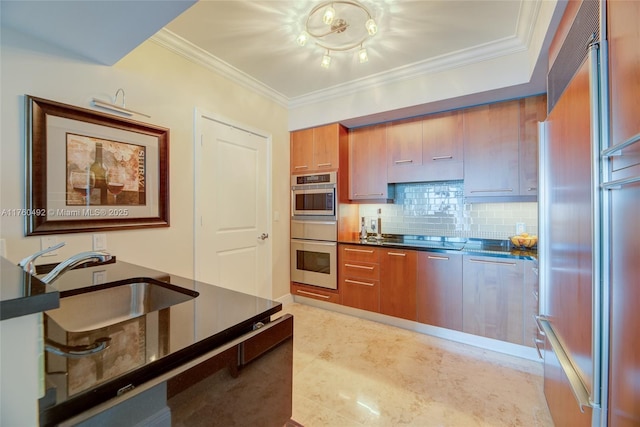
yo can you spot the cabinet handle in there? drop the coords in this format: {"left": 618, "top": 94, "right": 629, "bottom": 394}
{"left": 534, "top": 315, "right": 545, "bottom": 336}
{"left": 387, "top": 252, "right": 406, "bottom": 257}
{"left": 468, "top": 258, "right": 516, "bottom": 266}
{"left": 432, "top": 155, "right": 453, "bottom": 160}
{"left": 394, "top": 159, "right": 413, "bottom": 164}
{"left": 601, "top": 132, "right": 640, "bottom": 157}
{"left": 427, "top": 255, "right": 449, "bottom": 260}
{"left": 344, "top": 248, "right": 374, "bottom": 254}
{"left": 345, "top": 279, "right": 375, "bottom": 287}
{"left": 469, "top": 188, "right": 513, "bottom": 193}
{"left": 532, "top": 290, "right": 539, "bottom": 301}
{"left": 317, "top": 162, "right": 332, "bottom": 167}
{"left": 533, "top": 337, "right": 544, "bottom": 359}
{"left": 294, "top": 165, "right": 309, "bottom": 170}
{"left": 296, "top": 289, "right": 330, "bottom": 299}
{"left": 602, "top": 175, "right": 640, "bottom": 190}
{"left": 527, "top": 187, "right": 537, "bottom": 191}
{"left": 344, "top": 263, "right": 374, "bottom": 270}
{"left": 354, "top": 193, "right": 384, "bottom": 197}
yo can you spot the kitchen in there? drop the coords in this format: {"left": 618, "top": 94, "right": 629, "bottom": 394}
{"left": 1, "top": 0, "right": 638, "bottom": 426}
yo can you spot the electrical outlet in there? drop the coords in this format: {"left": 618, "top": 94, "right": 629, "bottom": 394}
{"left": 93, "top": 270, "right": 107, "bottom": 285}
{"left": 370, "top": 219, "right": 376, "bottom": 232}
{"left": 516, "top": 222, "right": 526, "bottom": 235}
{"left": 92, "top": 233, "right": 107, "bottom": 251}
{"left": 40, "top": 236, "right": 59, "bottom": 256}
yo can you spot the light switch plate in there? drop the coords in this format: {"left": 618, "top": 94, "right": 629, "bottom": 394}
{"left": 40, "top": 236, "right": 59, "bottom": 256}
{"left": 93, "top": 233, "right": 107, "bottom": 251}
{"left": 516, "top": 222, "right": 526, "bottom": 235}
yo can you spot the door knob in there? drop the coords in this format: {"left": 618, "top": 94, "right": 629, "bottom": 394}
{"left": 258, "top": 233, "right": 269, "bottom": 240}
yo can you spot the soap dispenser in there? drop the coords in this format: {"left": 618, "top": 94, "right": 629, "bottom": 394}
{"left": 376, "top": 208, "right": 382, "bottom": 240}
{"left": 360, "top": 217, "right": 367, "bottom": 240}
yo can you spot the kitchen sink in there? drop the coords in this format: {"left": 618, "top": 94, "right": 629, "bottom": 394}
{"left": 45, "top": 278, "right": 199, "bottom": 332}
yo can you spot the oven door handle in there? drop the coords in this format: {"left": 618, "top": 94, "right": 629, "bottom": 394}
{"left": 292, "top": 239, "right": 337, "bottom": 247}
{"left": 290, "top": 220, "right": 337, "bottom": 226}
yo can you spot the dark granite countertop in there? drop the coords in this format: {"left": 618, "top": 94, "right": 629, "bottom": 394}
{"left": 38, "top": 259, "right": 282, "bottom": 426}
{"left": 0, "top": 257, "right": 59, "bottom": 321}
{"left": 339, "top": 235, "right": 537, "bottom": 261}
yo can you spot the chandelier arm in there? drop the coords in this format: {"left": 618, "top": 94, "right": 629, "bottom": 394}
{"left": 307, "top": 22, "right": 350, "bottom": 38}
{"left": 315, "top": 33, "right": 369, "bottom": 52}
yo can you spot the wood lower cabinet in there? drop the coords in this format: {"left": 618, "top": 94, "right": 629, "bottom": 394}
{"left": 462, "top": 255, "right": 525, "bottom": 345}
{"left": 291, "top": 282, "right": 340, "bottom": 304}
{"left": 339, "top": 245, "right": 380, "bottom": 312}
{"left": 380, "top": 248, "right": 417, "bottom": 321}
{"left": 524, "top": 259, "right": 540, "bottom": 350}
{"left": 416, "top": 252, "right": 463, "bottom": 331}
{"left": 349, "top": 125, "right": 391, "bottom": 200}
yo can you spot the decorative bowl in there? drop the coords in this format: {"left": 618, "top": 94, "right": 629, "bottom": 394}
{"left": 509, "top": 235, "right": 538, "bottom": 249}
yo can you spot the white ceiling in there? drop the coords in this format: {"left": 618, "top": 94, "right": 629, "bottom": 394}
{"left": 2, "top": 0, "right": 564, "bottom": 122}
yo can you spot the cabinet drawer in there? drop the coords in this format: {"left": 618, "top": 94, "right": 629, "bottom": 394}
{"left": 341, "top": 261, "right": 379, "bottom": 281}
{"left": 340, "top": 245, "right": 379, "bottom": 263}
{"left": 291, "top": 282, "right": 340, "bottom": 303}
{"left": 340, "top": 277, "right": 380, "bottom": 312}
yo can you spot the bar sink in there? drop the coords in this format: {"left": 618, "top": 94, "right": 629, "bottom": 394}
{"left": 45, "top": 278, "right": 199, "bottom": 332}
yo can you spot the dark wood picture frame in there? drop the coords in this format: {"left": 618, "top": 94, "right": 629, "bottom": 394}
{"left": 25, "top": 95, "right": 170, "bottom": 235}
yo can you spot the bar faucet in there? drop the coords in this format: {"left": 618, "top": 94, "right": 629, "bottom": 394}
{"left": 40, "top": 251, "right": 112, "bottom": 284}
{"left": 18, "top": 242, "right": 66, "bottom": 275}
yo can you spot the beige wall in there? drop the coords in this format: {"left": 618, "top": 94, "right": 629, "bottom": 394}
{"left": 0, "top": 28, "right": 291, "bottom": 299}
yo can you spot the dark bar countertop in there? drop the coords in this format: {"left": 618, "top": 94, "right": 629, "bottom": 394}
{"left": 36, "top": 259, "right": 283, "bottom": 426}
{"left": 339, "top": 234, "right": 537, "bottom": 260}
{"left": 0, "top": 256, "right": 59, "bottom": 320}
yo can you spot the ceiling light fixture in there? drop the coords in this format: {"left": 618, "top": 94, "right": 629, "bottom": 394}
{"left": 297, "top": 0, "right": 378, "bottom": 68}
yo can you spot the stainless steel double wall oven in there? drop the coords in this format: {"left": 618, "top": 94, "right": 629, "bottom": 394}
{"left": 290, "top": 172, "right": 337, "bottom": 290}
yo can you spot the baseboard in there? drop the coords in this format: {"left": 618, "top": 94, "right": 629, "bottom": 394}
{"left": 275, "top": 293, "right": 295, "bottom": 307}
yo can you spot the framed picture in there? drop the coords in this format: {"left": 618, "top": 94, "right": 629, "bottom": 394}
{"left": 25, "top": 95, "right": 170, "bottom": 235}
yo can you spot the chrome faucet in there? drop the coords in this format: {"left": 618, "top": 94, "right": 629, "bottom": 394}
{"left": 40, "top": 251, "right": 112, "bottom": 285}
{"left": 18, "top": 242, "right": 66, "bottom": 275}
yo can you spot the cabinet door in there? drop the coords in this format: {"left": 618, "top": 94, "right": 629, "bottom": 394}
{"left": 463, "top": 100, "right": 520, "bottom": 197}
{"left": 462, "top": 256, "right": 524, "bottom": 344}
{"left": 519, "top": 95, "right": 547, "bottom": 196}
{"left": 609, "top": 0, "right": 640, "bottom": 170}
{"left": 349, "top": 125, "right": 389, "bottom": 200}
{"left": 523, "top": 260, "right": 539, "bottom": 349}
{"left": 422, "top": 111, "right": 464, "bottom": 181}
{"left": 416, "top": 252, "right": 463, "bottom": 331}
{"left": 313, "top": 124, "right": 340, "bottom": 171}
{"left": 386, "top": 119, "right": 423, "bottom": 183}
{"left": 290, "top": 128, "right": 314, "bottom": 174}
{"left": 340, "top": 245, "right": 380, "bottom": 312}
{"left": 380, "top": 249, "right": 417, "bottom": 321}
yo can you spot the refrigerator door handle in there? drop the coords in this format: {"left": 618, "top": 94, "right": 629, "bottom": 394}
{"left": 537, "top": 316, "right": 593, "bottom": 412}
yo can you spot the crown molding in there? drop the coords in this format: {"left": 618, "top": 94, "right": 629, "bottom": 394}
{"left": 150, "top": 29, "right": 289, "bottom": 108}
{"left": 151, "top": 0, "right": 543, "bottom": 111}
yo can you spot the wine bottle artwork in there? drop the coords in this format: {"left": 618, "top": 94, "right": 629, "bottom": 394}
{"left": 90, "top": 141, "right": 108, "bottom": 205}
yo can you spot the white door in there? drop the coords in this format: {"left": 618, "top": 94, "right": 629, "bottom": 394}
{"left": 194, "top": 110, "right": 271, "bottom": 298}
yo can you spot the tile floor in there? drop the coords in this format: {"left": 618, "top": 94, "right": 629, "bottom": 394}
{"left": 281, "top": 303, "right": 553, "bottom": 427}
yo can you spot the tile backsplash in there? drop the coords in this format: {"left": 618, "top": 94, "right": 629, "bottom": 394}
{"left": 357, "top": 181, "right": 538, "bottom": 240}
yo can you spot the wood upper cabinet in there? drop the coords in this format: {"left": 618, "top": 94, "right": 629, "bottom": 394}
{"left": 386, "top": 119, "right": 423, "bottom": 182}
{"left": 339, "top": 245, "right": 380, "bottom": 312}
{"left": 422, "top": 110, "right": 464, "bottom": 181}
{"left": 380, "top": 248, "right": 417, "bottom": 321}
{"left": 349, "top": 124, "right": 391, "bottom": 200}
{"left": 462, "top": 255, "right": 525, "bottom": 345}
{"left": 519, "top": 95, "right": 547, "bottom": 196}
{"left": 290, "top": 123, "right": 344, "bottom": 174}
{"left": 416, "top": 252, "right": 463, "bottom": 331}
{"left": 608, "top": 0, "right": 640, "bottom": 170}
{"left": 463, "top": 100, "right": 521, "bottom": 198}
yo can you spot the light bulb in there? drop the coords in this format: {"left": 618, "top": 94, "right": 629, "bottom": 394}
{"left": 358, "top": 47, "right": 369, "bottom": 63}
{"left": 321, "top": 53, "right": 332, "bottom": 69}
{"left": 296, "top": 32, "right": 308, "bottom": 46}
{"left": 323, "top": 5, "right": 335, "bottom": 25}
{"left": 365, "top": 18, "right": 377, "bottom": 36}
